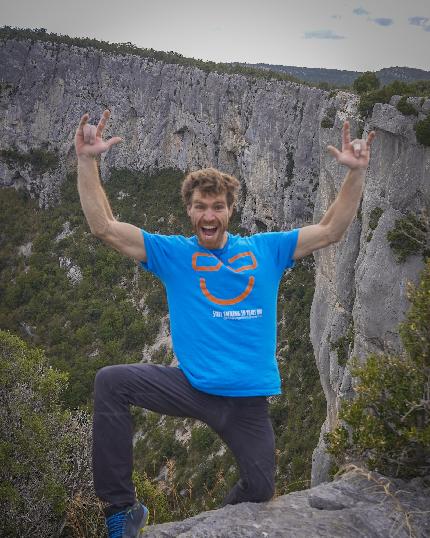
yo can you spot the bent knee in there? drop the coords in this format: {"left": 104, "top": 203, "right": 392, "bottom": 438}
{"left": 94, "top": 364, "right": 129, "bottom": 394}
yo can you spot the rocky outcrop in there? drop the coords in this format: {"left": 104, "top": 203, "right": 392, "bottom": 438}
{"left": 143, "top": 470, "right": 430, "bottom": 537}
{"left": 1, "top": 36, "right": 429, "bottom": 487}
{"left": 310, "top": 99, "right": 429, "bottom": 484}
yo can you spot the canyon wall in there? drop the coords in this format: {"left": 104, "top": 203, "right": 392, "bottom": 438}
{"left": 1, "top": 36, "right": 428, "bottom": 485}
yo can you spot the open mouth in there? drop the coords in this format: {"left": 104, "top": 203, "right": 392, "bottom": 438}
{"left": 201, "top": 225, "right": 218, "bottom": 238}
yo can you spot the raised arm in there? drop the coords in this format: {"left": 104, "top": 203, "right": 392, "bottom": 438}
{"left": 75, "top": 110, "right": 147, "bottom": 262}
{"left": 293, "top": 121, "right": 375, "bottom": 260}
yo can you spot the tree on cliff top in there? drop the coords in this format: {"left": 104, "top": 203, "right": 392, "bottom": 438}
{"left": 353, "top": 71, "right": 380, "bottom": 94}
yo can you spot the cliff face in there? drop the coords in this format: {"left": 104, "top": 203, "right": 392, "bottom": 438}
{"left": 1, "top": 37, "right": 429, "bottom": 486}
{"left": 0, "top": 37, "right": 331, "bottom": 227}
{"left": 311, "top": 100, "right": 430, "bottom": 484}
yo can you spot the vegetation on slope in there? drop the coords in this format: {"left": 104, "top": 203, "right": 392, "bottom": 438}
{"left": 0, "top": 330, "right": 94, "bottom": 537}
{"left": 352, "top": 72, "right": 430, "bottom": 120}
{"left": 387, "top": 212, "right": 430, "bottom": 262}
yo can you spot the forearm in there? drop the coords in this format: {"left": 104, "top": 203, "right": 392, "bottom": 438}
{"left": 319, "top": 168, "right": 365, "bottom": 239}
{"left": 77, "top": 156, "right": 115, "bottom": 235}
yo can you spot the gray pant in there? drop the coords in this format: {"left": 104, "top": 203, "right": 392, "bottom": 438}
{"left": 93, "top": 364, "right": 275, "bottom": 507}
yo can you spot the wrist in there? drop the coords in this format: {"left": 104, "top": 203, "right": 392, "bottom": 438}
{"left": 77, "top": 153, "right": 99, "bottom": 165}
{"left": 347, "top": 166, "right": 366, "bottom": 179}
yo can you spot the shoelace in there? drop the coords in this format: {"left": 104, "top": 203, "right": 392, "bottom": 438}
{"left": 106, "top": 510, "right": 126, "bottom": 538}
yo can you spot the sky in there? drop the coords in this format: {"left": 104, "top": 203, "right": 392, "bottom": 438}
{"left": 1, "top": 0, "right": 429, "bottom": 72}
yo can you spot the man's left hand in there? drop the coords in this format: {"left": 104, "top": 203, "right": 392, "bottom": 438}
{"left": 327, "top": 121, "right": 376, "bottom": 170}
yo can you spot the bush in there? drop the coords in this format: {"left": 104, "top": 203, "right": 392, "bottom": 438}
{"left": 320, "top": 107, "right": 336, "bottom": 129}
{"left": 353, "top": 72, "right": 380, "bottom": 94}
{"left": 0, "top": 147, "right": 59, "bottom": 173}
{"left": 0, "top": 331, "right": 69, "bottom": 536}
{"left": 330, "top": 322, "right": 354, "bottom": 367}
{"left": 358, "top": 87, "right": 390, "bottom": 117}
{"left": 366, "top": 207, "right": 383, "bottom": 242}
{"left": 358, "top": 80, "right": 430, "bottom": 118}
{"left": 325, "top": 259, "right": 430, "bottom": 478}
{"left": 133, "top": 470, "right": 172, "bottom": 524}
{"left": 396, "top": 96, "right": 418, "bottom": 116}
{"left": 0, "top": 331, "right": 100, "bottom": 537}
{"left": 415, "top": 114, "right": 430, "bottom": 147}
{"left": 387, "top": 212, "right": 429, "bottom": 262}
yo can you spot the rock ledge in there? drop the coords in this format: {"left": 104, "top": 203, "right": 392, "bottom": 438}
{"left": 144, "top": 470, "right": 430, "bottom": 537}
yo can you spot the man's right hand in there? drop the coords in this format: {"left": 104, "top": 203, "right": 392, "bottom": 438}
{"left": 75, "top": 109, "right": 122, "bottom": 158}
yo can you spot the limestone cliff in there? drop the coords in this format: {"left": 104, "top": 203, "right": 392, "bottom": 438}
{"left": 1, "top": 35, "right": 429, "bottom": 489}
{"left": 311, "top": 99, "right": 429, "bottom": 484}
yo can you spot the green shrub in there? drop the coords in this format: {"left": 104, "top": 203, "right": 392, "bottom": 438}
{"left": 0, "top": 147, "right": 59, "bottom": 173}
{"left": 325, "top": 259, "right": 430, "bottom": 477}
{"left": 353, "top": 72, "right": 380, "bottom": 94}
{"left": 133, "top": 471, "right": 172, "bottom": 524}
{"left": 330, "top": 322, "right": 354, "bottom": 367}
{"left": 0, "top": 331, "right": 96, "bottom": 537}
{"left": 369, "top": 207, "right": 384, "bottom": 230}
{"left": 320, "top": 107, "right": 336, "bottom": 128}
{"left": 399, "top": 264, "right": 430, "bottom": 370}
{"left": 415, "top": 114, "right": 430, "bottom": 146}
{"left": 396, "top": 96, "right": 418, "bottom": 116}
{"left": 367, "top": 207, "right": 383, "bottom": 242}
{"left": 358, "top": 88, "right": 388, "bottom": 117}
{"left": 190, "top": 425, "right": 218, "bottom": 453}
{"left": 387, "top": 212, "right": 429, "bottom": 262}
{"left": 358, "top": 80, "right": 430, "bottom": 118}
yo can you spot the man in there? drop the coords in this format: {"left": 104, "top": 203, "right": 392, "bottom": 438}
{"left": 75, "top": 109, "right": 375, "bottom": 538}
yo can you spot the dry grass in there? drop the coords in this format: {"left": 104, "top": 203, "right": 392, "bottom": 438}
{"left": 336, "top": 464, "right": 430, "bottom": 538}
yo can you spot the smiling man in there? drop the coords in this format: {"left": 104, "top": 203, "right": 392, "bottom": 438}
{"left": 75, "top": 109, "right": 375, "bottom": 538}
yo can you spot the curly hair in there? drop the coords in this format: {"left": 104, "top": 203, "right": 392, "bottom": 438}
{"left": 181, "top": 168, "right": 241, "bottom": 208}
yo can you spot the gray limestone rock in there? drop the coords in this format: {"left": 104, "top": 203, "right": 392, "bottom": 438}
{"left": 310, "top": 100, "right": 429, "bottom": 484}
{"left": 143, "top": 471, "right": 430, "bottom": 537}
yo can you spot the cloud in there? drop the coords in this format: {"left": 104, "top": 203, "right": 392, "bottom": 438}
{"left": 331, "top": 14, "right": 341, "bottom": 20}
{"left": 408, "top": 16, "right": 429, "bottom": 27}
{"left": 353, "top": 7, "right": 369, "bottom": 16}
{"left": 303, "top": 30, "right": 345, "bottom": 40}
{"left": 372, "top": 18, "right": 394, "bottom": 27}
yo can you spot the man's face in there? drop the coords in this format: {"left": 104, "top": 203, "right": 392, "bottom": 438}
{"left": 187, "top": 189, "right": 233, "bottom": 250}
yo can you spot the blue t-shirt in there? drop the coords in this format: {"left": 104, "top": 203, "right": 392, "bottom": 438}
{"left": 140, "top": 229, "right": 299, "bottom": 396}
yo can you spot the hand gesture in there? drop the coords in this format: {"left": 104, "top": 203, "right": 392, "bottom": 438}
{"left": 327, "top": 121, "right": 375, "bottom": 170}
{"left": 74, "top": 109, "right": 122, "bottom": 158}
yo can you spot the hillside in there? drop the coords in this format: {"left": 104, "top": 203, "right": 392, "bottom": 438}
{"left": 238, "top": 63, "right": 430, "bottom": 87}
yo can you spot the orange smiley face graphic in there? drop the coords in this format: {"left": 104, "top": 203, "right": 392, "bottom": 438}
{"left": 192, "top": 251, "right": 257, "bottom": 305}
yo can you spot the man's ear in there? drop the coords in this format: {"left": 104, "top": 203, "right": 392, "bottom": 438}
{"left": 186, "top": 204, "right": 192, "bottom": 217}
{"left": 228, "top": 205, "right": 234, "bottom": 218}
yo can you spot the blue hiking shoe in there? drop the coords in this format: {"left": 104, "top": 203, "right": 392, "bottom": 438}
{"left": 105, "top": 502, "right": 149, "bottom": 538}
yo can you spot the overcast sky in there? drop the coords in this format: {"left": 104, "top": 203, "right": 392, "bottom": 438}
{"left": 1, "top": 0, "right": 429, "bottom": 71}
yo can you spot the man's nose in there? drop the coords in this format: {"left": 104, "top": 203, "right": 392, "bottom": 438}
{"left": 203, "top": 208, "right": 216, "bottom": 220}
